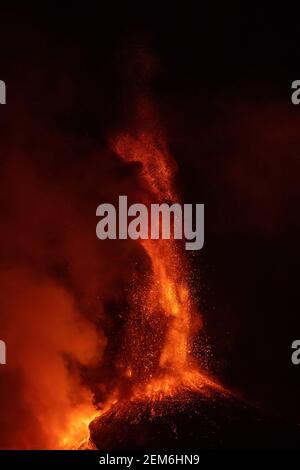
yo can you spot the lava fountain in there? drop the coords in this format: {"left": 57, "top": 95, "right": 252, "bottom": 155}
{"left": 85, "top": 107, "right": 225, "bottom": 450}
{"left": 112, "top": 130, "right": 210, "bottom": 396}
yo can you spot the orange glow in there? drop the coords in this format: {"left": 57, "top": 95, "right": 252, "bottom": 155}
{"left": 58, "top": 404, "right": 98, "bottom": 450}
{"left": 110, "top": 113, "right": 213, "bottom": 398}
{"left": 61, "top": 107, "right": 218, "bottom": 448}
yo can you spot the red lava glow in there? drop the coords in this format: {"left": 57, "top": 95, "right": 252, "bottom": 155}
{"left": 60, "top": 106, "right": 222, "bottom": 449}
{"left": 112, "top": 128, "right": 215, "bottom": 397}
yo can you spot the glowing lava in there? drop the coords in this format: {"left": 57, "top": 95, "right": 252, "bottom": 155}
{"left": 64, "top": 108, "right": 221, "bottom": 449}
{"left": 109, "top": 109, "right": 222, "bottom": 404}
{"left": 112, "top": 128, "right": 204, "bottom": 394}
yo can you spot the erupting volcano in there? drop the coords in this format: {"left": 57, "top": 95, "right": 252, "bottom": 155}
{"left": 57, "top": 105, "right": 300, "bottom": 451}
{"left": 79, "top": 105, "right": 225, "bottom": 450}
{"left": 2, "top": 7, "right": 300, "bottom": 455}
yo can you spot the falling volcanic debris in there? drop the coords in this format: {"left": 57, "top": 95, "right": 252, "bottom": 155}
{"left": 111, "top": 104, "right": 215, "bottom": 396}
{"left": 85, "top": 102, "right": 225, "bottom": 450}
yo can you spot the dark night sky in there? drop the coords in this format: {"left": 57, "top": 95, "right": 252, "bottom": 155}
{"left": 0, "top": 3, "right": 300, "bottom": 439}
